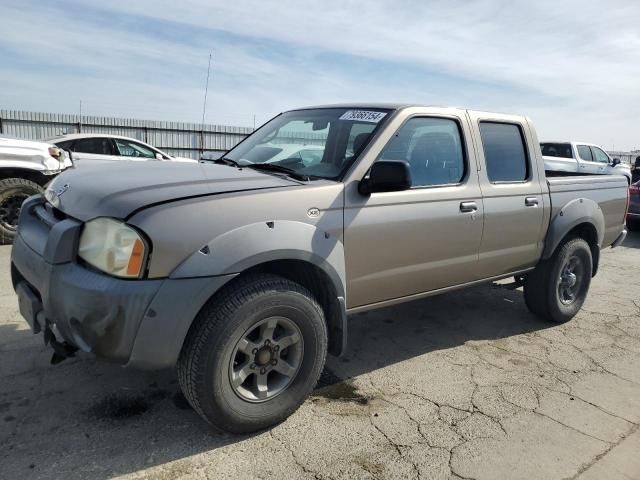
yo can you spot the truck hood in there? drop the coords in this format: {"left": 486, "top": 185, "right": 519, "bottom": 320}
{"left": 46, "top": 161, "right": 301, "bottom": 221}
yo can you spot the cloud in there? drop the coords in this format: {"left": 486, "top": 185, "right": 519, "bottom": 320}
{"left": 1, "top": 0, "right": 639, "bottom": 149}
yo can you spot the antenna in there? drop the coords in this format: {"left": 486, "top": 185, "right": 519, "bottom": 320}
{"left": 201, "top": 52, "right": 213, "bottom": 127}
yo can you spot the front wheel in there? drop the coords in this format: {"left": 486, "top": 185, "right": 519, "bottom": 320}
{"left": 0, "top": 178, "right": 43, "bottom": 245}
{"left": 177, "top": 273, "right": 327, "bottom": 433}
{"left": 524, "top": 237, "right": 593, "bottom": 323}
{"left": 627, "top": 219, "right": 640, "bottom": 232}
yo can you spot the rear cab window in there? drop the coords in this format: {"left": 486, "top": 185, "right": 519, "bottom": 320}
{"left": 479, "top": 122, "right": 529, "bottom": 182}
{"left": 541, "top": 143, "right": 573, "bottom": 158}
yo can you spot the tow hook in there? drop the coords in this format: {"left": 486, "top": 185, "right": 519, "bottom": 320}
{"left": 43, "top": 325, "right": 78, "bottom": 365}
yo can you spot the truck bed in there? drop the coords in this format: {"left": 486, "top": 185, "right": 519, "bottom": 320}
{"left": 547, "top": 174, "right": 628, "bottom": 248}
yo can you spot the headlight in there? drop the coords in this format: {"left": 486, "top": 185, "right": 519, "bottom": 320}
{"left": 78, "top": 218, "right": 148, "bottom": 278}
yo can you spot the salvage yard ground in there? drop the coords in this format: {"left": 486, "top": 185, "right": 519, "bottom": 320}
{"left": 1, "top": 235, "right": 639, "bottom": 480}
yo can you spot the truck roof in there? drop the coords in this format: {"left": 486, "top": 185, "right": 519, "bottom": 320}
{"left": 542, "top": 141, "right": 603, "bottom": 148}
{"left": 290, "top": 103, "right": 523, "bottom": 118}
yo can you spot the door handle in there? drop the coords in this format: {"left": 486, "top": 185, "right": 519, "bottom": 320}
{"left": 460, "top": 201, "right": 478, "bottom": 213}
{"left": 525, "top": 197, "right": 539, "bottom": 207}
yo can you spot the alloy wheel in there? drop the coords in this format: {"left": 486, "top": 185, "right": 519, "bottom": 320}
{"left": 229, "top": 316, "right": 304, "bottom": 402}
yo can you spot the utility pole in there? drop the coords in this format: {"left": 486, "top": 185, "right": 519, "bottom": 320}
{"left": 200, "top": 52, "right": 213, "bottom": 157}
{"left": 79, "top": 100, "right": 83, "bottom": 133}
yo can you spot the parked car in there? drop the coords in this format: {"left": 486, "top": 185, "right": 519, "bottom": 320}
{"left": 46, "top": 134, "right": 196, "bottom": 164}
{"left": 541, "top": 141, "right": 631, "bottom": 183}
{"left": 627, "top": 180, "right": 640, "bottom": 232}
{"left": 11, "top": 104, "right": 628, "bottom": 433}
{"left": 0, "top": 136, "right": 72, "bottom": 244}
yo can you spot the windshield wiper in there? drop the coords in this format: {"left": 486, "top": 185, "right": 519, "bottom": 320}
{"left": 212, "top": 157, "right": 243, "bottom": 168}
{"left": 246, "top": 163, "right": 311, "bottom": 181}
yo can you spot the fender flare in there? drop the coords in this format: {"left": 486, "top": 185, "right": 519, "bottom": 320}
{"left": 170, "top": 220, "right": 346, "bottom": 297}
{"left": 542, "top": 197, "right": 604, "bottom": 260}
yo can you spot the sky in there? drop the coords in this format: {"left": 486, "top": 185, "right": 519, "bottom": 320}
{"left": 1, "top": 0, "right": 639, "bottom": 150}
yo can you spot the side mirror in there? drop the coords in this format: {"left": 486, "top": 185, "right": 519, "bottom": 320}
{"left": 359, "top": 160, "right": 412, "bottom": 195}
{"left": 155, "top": 152, "right": 164, "bottom": 160}
{"left": 612, "top": 158, "right": 621, "bottom": 166}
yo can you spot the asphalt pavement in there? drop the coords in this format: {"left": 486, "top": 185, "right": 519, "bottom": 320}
{"left": 1, "top": 234, "right": 639, "bottom": 480}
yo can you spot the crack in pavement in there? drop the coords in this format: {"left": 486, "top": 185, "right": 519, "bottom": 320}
{"left": 566, "top": 423, "right": 640, "bottom": 480}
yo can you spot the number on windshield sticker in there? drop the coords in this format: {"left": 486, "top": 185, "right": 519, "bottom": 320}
{"left": 339, "top": 110, "right": 387, "bottom": 123}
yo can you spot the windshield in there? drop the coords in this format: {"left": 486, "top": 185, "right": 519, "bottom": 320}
{"left": 225, "top": 108, "right": 391, "bottom": 180}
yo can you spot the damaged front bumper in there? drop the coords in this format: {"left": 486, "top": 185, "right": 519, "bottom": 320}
{"left": 10, "top": 196, "right": 162, "bottom": 365}
{"left": 11, "top": 195, "right": 237, "bottom": 369}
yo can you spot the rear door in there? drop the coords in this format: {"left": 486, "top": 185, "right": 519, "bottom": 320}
{"left": 467, "top": 112, "right": 546, "bottom": 278}
{"left": 343, "top": 107, "right": 484, "bottom": 309}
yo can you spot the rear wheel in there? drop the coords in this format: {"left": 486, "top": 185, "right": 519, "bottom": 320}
{"left": 524, "top": 237, "right": 592, "bottom": 323}
{"left": 0, "top": 178, "right": 43, "bottom": 245}
{"left": 177, "top": 273, "right": 327, "bottom": 433}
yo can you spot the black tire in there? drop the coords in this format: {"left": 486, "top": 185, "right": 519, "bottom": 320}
{"left": 524, "top": 237, "right": 593, "bottom": 323}
{"left": 0, "top": 178, "right": 43, "bottom": 245}
{"left": 177, "top": 273, "right": 327, "bottom": 433}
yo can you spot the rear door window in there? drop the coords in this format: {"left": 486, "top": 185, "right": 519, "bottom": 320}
{"left": 577, "top": 145, "right": 593, "bottom": 161}
{"left": 72, "top": 137, "right": 113, "bottom": 155}
{"left": 479, "top": 122, "right": 529, "bottom": 182}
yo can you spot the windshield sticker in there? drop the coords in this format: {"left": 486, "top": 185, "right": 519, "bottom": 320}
{"left": 339, "top": 110, "right": 387, "bottom": 123}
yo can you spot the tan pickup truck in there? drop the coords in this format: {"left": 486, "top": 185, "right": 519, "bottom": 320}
{"left": 11, "top": 104, "right": 629, "bottom": 432}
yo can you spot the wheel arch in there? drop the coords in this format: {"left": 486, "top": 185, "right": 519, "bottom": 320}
{"left": 0, "top": 168, "right": 53, "bottom": 186}
{"left": 211, "top": 259, "right": 347, "bottom": 357}
{"left": 542, "top": 198, "right": 603, "bottom": 276}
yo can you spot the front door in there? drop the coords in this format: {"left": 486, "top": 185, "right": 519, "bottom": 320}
{"left": 590, "top": 146, "right": 611, "bottom": 174}
{"left": 576, "top": 144, "right": 603, "bottom": 174}
{"left": 344, "top": 110, "right": 484, "bottom": 309}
